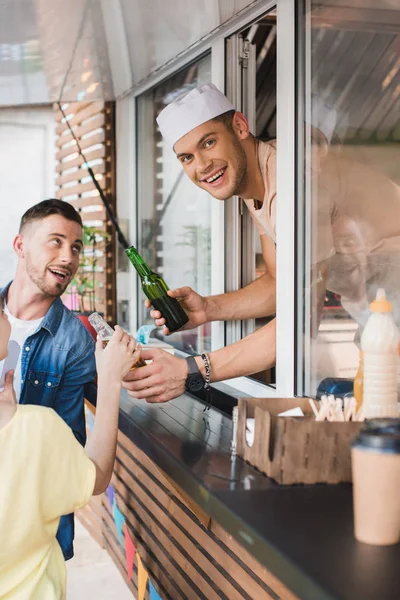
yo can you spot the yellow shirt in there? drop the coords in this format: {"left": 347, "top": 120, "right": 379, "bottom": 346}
{"left": 0, "top": 405, "right": 96, "bottom": 599}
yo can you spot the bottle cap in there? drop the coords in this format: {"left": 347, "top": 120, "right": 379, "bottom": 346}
{"left": 370, "top": 288, "right": 392, "bottom": 313}
{"left": 352, "top": 419, "right": 400, "bottom": 454}
{"left": 88, "top": 312, "right": 114, "bottom": 340}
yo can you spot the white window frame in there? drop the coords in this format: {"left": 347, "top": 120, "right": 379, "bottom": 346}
{"left": 115, "top": 93, "right": 139, "bottom": 333}
{"left": 115, "top": 0, "right": 297, "bottom": 399}
{"left": 275, "top": 0, "right": 296, "bottom": 397}
{"left": 210, "top": 36, "right": 226, "bottom": 353}
{"left": 297, "top": 0, "right": 312, "bottom": 397}
{"left": 225, "top": 32, "right": 257, "bottom": 344}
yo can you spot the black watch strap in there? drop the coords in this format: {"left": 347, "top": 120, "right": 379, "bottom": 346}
{"left": 186, "top": 356, "right": 200, "bottom": 375}
{"left": 185, "top": 356, "right": 205, "bottom": 393}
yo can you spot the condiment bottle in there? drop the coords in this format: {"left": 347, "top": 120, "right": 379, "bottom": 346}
{"left": 353, "top": 350, "right": 364, "bottom": 412}
{"left": 361, "top": 289, "right": 399, "bottom": 418}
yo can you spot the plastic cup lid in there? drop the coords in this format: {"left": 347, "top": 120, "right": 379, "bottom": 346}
{"left": 353, "top": 419, "right": 400, "bottom": 452}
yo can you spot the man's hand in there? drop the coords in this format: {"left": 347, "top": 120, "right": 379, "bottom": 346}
{"left": 0, "top": 370, "right": 17, "bottom": 405}
{"left": 122, "top": 348, "right": 188, "bottom": 403}
{"left": 145, "top": 287, "right": 208, "bottom": 335}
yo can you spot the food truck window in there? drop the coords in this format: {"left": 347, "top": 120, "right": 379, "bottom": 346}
{"left": 298, "top": 1, "right": 400, "bottom": 397}
{"left": 136, "top": 55, "right": 212, "bottom": 354}
{"left": 226, "top": 9, "right": 277, "bottom": 386}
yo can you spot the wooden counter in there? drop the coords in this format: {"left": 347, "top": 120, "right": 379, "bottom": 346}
{"left": 104, "top": 428, "right": 297, "bottom": 600}
{"left": 86, "top": 392, "right": 400, "bottom": 600}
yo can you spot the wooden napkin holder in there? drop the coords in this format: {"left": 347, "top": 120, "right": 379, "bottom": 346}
{"left": 236, "top": 397, "right": 362, "bottom": 485}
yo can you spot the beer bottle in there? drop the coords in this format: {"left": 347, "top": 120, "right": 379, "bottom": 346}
{"left": 88, "top": 312, "right": 146, "bottom": 368}
{"left": 125, "top": 246, "right": 189, "bottom": 333}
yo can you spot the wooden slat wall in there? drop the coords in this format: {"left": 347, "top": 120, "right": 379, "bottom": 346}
{"left": 54, "top": 101, "right": 116, "bottom": 322}
{"left": 104, "top": 430, "right": 299, "bottom": 600}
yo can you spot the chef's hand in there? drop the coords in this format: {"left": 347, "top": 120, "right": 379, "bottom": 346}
{"left": 0, "top": 370, "right": 17, "bottom": 405}
{"left": 122, "top": 348, "right": 188, "bottom": 403}
{"left": 145, "top": 287, "right": 208, "bottom": 335}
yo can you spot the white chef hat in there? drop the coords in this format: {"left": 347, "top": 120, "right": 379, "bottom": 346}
{"left": 156, "top": 83, "right": 235, "bottom": 148}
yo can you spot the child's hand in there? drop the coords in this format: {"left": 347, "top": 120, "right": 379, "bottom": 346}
{"left": 0, "top": 370, "right": 17, "bottom": 405}
{"left": 95, "top": 326, "right": 141, "bottom": 384}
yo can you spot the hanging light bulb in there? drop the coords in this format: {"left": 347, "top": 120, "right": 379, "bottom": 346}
{"left": 81, "top": 71, "right": 92, "bottom": 83}
{"left": 86, "top": 82, "right": 99, "bottom": 94}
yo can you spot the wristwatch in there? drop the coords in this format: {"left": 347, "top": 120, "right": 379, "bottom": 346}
{"left": 185, "top": 356, "right": 205, "bottom": 393}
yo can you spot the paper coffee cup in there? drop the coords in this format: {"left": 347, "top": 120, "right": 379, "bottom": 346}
{"left": 352, "top": 419, "right": 400, "bottom": 545}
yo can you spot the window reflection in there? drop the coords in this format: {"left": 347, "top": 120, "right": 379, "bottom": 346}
{"left": 302, "top": 1, "right": 400, "bottom": 395}
{"left": 137, "top": 56, "right": 212, "bottom": 354}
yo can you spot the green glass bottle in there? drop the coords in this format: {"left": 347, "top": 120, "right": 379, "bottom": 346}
{"left": 125, "top": 246, "right": 189, "bottom": 333}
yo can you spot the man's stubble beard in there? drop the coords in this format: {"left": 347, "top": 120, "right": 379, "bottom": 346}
{"left": 224, "top": 136, "right": 248, "bottom": 200}
{"left": 25, "top": 253, "right": 68, "bottom": 298}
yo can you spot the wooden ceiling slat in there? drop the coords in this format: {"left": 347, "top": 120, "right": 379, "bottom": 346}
{"left": 81, "top": 208, "right": 107, "bottom": 222}
{"left": 55, "top": 101, "right": 104, "bottom": 132}
{"left": 56, "top": 130, "right": 105, "bottom": 161}
{"left": 73, "top": 202, "right": 105, "bottom": 212}
{"left": 56, "top": 113, "right": 106, "bottom": 148}
{"left": 56, "top": 177, "right": 106, "bottom": 198}
{"left": 56, "top": 162, "right": 104, "bottom": 186}
{"left": 53, "top": 101, "right": 91, "bottom": 123}
{"left": 54, "top": 101, "right": 117, "bottom": 324}
{"left": 68, "top": 196, "right": 107, "bottom": 209}
{"left": 56, "top": 147, "right": 106, "bottom": 173}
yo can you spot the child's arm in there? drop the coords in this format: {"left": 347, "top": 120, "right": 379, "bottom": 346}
{"left": 85, "top": 326, "right": 140, "bottom": 495}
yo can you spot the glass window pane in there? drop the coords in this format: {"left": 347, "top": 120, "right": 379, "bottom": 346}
{"left": 300, "top": 1, "right": 400, "bottom": 396}
{"left": 230, "top": 11, "right": 277, "bottom": 386}
{"left": 251, "top": 11, "right": 276, "bottom": 386}
{"left": 137, "top": 55, "right": 212, "bottom": 353}
{"left": 119, "top": 0, "right": 257, "bottom": 84}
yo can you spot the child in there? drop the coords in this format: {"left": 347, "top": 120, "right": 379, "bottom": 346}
{"left": 0, "top": 302, "right": 141, "bottom": 599}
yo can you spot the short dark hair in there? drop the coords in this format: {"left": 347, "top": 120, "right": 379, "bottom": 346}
{"left": 19, "top": 199, "right": 82, "bottom": 232}
{"left": 212, "top": 110, "right": 236, "bottom": 131}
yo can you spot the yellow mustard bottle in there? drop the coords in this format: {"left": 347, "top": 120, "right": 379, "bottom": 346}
{"left": 353, "top": 350, "right": 364, "bottom": 412}
{"left": 361, "top": 288, "right": 399, "bottom": 418}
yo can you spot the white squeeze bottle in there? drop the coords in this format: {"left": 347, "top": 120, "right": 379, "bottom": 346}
{"left": 361, "top": 288, "right": 399, "bottom": 418}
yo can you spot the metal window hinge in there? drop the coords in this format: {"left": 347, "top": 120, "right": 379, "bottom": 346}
{"left": 239, "top": 39, "right": 250, "bottom": 68}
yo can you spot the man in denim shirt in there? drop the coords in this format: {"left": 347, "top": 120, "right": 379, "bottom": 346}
{"left": 0, "top": 199, "right": 96, "bottom": 560}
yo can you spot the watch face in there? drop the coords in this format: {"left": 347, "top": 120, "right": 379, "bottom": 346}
{"left": 186, "top": 373, "right": 204, "bottom": 393}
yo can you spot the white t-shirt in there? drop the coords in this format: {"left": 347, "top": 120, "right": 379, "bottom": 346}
{"left": 243, "top": 140, "right": 278, "bottom": 243}
{"left": 243, "top": 139, "right": 335, "bottom": 264}
{"left": 0, "top": 304, "right": 44, "bottom": 400}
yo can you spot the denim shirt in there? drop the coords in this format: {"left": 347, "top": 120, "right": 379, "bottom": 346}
{"left": 1, "top": 283, "right": 96, "bottom": 560}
